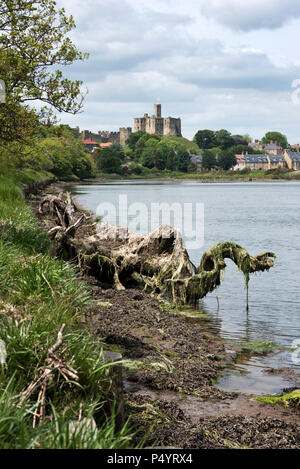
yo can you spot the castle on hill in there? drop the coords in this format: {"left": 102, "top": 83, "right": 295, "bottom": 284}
{"left": 134, "top": 104, "right": 181, "bottom": 137}
{"left": 75, "top": 103, "right": 182, "bottom": 150}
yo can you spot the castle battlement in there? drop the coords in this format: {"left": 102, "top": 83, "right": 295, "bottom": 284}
{"left": 134, "top": 104, "right": 181, "bottom": 137}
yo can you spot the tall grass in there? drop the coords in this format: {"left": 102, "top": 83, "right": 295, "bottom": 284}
{"left": 0, "top": 176, "right": 139, "bottom": 449}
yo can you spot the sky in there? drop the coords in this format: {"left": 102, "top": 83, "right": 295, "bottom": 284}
{"left": 55, "top": 0, "right": 300, "bottom": 143}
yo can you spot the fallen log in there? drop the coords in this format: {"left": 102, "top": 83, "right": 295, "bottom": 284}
{"left": 39, "top": 192, "right": 276, "bottom": 307}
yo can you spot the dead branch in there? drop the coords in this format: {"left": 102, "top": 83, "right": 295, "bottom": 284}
{"left": 19, "top": 323, "right": 79, "bottom": 426}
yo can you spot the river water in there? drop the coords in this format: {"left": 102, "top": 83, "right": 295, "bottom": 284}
{"left": 70, "top": 180, "right": 300, "bottom": 395}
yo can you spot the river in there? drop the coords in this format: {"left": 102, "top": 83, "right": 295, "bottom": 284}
{"left": 70, "top": 180, "right": 300, "bottom": 395}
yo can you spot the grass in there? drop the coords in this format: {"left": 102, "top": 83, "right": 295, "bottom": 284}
{"left": 0, "top": 175, "right": 141, "bottom": 449}
{"left": 232, "top": 341, "right": 277, "bottom": 355}
{"left": 254, "top": 390, "right": 300, "bottom": 408}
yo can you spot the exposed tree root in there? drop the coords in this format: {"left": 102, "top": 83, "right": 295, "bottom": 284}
{"left": 39, "top": 192, "right": 276, "bottom": 307}
{"left": 19, "top": 324, "right": 79, "bottom": 427}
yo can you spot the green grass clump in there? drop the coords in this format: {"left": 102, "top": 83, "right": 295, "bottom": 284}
{"left": 255, "top": 390, "right": 300, "bottom": 408}
{"left": 0, "top": 176, "right": 140, "bottom": 448}
{"left": 233, "top": 341, "right": 277, "bottom": 355}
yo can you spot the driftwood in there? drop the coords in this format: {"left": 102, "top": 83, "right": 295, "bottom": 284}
{"left": 19, "top": 324, "right": 79, "bottom": 427}
{"left": 39, "top": 192, "right": 276, "bottom": 307}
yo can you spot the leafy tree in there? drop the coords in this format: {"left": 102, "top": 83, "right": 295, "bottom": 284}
{"left": 194, "top": 129, "right": 216, "bottom": 149}
{"left": 214, "top": 129, "right": 235, "bottom": 150}
{"left": 230, "top": 144, "right": 265, "bottom": 155}
{"left": 135, "top": 134, "right": 160, "bottom": 161}
{"left": 126, "top": 131, "right": 146, "bottom": 151}
{"left": 217, "top": 150, "right": 237, "bottom": 170}
{"left": 262, "top": 132, "right": 288, "bottom": 149}
{"left": 38, "top": 138, "right": 73, "bottom": 178}
{"left": 110, "top": 143, "right": 125, "bottom": 161}
{"left": 202, "top": 150, "right": 217, "bottom": 170}
{"left": 174, "top": 151, "right": 190, "bottom": 173}
{"left": 96, "top": 148, "right": 122, "bottom": 174}
{"left": 0, "top": 0, "right": 88, "bottom": 146}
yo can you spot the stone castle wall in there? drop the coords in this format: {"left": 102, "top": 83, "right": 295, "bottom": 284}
{"left": 134, "top": 105, "right": 181, "bottom": 137}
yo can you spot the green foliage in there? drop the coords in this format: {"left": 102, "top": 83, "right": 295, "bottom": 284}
{"left": 174, "top": 150, "right": 191, "bottom": 173}
{"left": 96, "top": 147, "right": 123, "bottom": 174}
{"left": 233, "top": 341, "right": 277, "bottom": 354}
{"left": 255, "top": 390, "right": 300, "bottom": 407}
{"left": 214, "top": 129, "right": 235, "bottom": 150}
{"left": 202, "top": 149, "right": 217, "bottom": 170}
{"left": 0, "top": 0, "right": 88, "bottom": 158}
{"left": 217, "top": 150, "right": 237, "bottom": 170}
{"left": 0, "top": 0, "right": 88, "bottom": 114}
{"left": 125, "top": 131, "right": 146, "bottom": 150}
{"left": 194, "top": 129, "right": 216, "bottom": 149}
{"left": 262, "top": 132, "right": 288, "bottom": 149}
{"left": 194, "top": 129, "right": 235, "bottom": 151}
{"left": 0, "top": 177, "right": 140, "bottom": 448}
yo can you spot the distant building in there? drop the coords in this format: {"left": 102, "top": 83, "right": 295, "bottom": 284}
{"left": 234, "top": 152, "right": 288, "bottom": 171}
{"left": 263, "top": 143, "right": 283, "bottom": 155}
{"left": 236, "top": 154, "right": 269, "bottom": 170}
{"left": 267, "top": 154, "right": 286, "bottom": 169}
{"left": 79, "top": 128, "right": 132, "bottom": 147}
{"left": 233, "top": 154, "right": 246, "bottom": 171}
{"left": 134, "top": 104, "right": 181, "bottom": 137}
{"left": 190, "top": 154, "right": 203, "bottom": 171}
{"left": 248, "top": 140, "right": 283, "bottom": 155}
{"left": 82, "top": 138, "right": 100, "bottom": 152}
{"left": 284, "top": 151, "right": 300, "bottom": 170}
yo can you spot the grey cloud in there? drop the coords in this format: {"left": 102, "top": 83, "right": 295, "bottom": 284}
{"left": 201, "top": 0, "right": 300, "bottom": 31}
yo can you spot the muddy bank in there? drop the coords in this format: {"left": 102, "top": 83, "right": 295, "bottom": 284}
{"left": 28, "top": 185, "right": 300, "bottom": 449}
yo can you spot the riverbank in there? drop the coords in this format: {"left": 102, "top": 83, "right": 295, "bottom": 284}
{"left": 0, "top": 175, "right": 140, "bottom": 449}
{"left": 25, "top": 181, "right": 300, "bottom": 449}
{"left": 90, "top": 169, "right": 300, "bottom": 183}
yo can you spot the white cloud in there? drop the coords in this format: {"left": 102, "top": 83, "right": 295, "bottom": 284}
{"left": 200, "top": 0, "right": 300, "bottom": 31}
{"left": 53, "top": 0, "right": 300, "bottom": 143}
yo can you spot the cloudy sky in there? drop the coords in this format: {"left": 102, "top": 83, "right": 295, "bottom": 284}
{"left": 56, "top": 0, "right": 300, "bottom": 142}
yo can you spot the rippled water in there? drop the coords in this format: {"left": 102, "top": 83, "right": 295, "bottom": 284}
{"left": 70, "top": 180, "right": 300, "bottom": 394}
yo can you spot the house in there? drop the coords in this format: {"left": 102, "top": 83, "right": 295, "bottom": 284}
{"left": 284, "top": 151, "right": 300, "bottom": 170}
{"left": 100, "top": 142, "right": 113, "bottom": 149}
{"left": 244, "top": 154, "right": 269, "bottom": 170}
{"left": 248, "top": 140, "right": 263, "bottom": 151}
{"left": 267, "top": 154, "right": 286, "bottom": 169}
{"left": 233, "top": 154, "right": 245, "bottom": 171}
{"left": 190, "top": 154, "right": 203, "bottom": 171}
{"left": 82, "top": 138, "right": 100, "bottom": 152}
{"left": 263, "top": 143, "right": 283, "bottom": 155}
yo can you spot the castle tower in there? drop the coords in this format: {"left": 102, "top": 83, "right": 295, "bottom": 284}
{"left": 119, "top": 127, "right": 132, "bottom": 146}
{"left": 154, "top": 104, "right": 161, "bottom": 118}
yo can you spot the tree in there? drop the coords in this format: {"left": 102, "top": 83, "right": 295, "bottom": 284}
{"left": 217, "top": 149, "right": 237, "bottom": 170}
{"left": 262, "top": 132, "right": 288, "bottom": 149}
{"left": 174, "top": 151, "right": 191, "bottom": 173}
{"left": 202, "top": 150, "right": 217, "bottom": 170}
{"left": 0, "top": 0, "right": 88, "bottom": 146}
{"left": 214, "top": 129, "right": 235, "bottom": 150}
{"left": 97, "top": 148, "right": 122, "bottom": 174}
{"left": 135, "top": 133, "right": 160, "bottom": 161}
{"left": 126, "top": 131, "right": 146, "bottom": 151}
{"left": 194, "top": 129, "right": 216, "bottom": 149}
